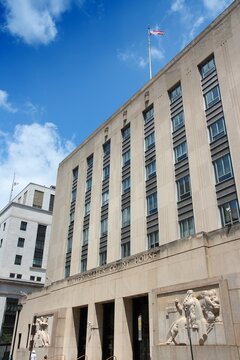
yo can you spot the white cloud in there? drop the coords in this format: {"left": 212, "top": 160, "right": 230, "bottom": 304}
{"left": 203, "top": 0, "right": 233, "bottom": 14}
{"left": 171, "top": 0, "right": 185, "bottom": 12}
{"left": 0, "top": 89, "right": 17, "bottom": 113}
{"left": 151, "top": 47, "right": 164, "bottom": 61}
{"left": 189, "top": 16, "right": 205, "bottom": 39}
{"left": 1, "top": 0, "right": 72, "bottom": 45}
{"left": 0, "top": 122, "right": 75, "bottom": 210}
{"left": 118, "top": 44, "right": 164, "bottom": 69}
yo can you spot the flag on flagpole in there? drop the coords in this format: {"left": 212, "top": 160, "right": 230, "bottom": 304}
{"left": 149, "top": 29, "right": 165, "bottom": 36}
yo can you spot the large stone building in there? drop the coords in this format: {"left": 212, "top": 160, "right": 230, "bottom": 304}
{"left": 13, "top": 1, "right": 240, "bottom": 359}
{"left": 0, "top": 183, "right": 55, "bottom": 359}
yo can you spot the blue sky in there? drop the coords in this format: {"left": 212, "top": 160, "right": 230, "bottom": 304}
{"left": 0, "top": 0, "right": 233, "bottom": 209}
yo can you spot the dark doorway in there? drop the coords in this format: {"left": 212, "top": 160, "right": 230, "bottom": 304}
{"left": 77, "top": 307, "right": 88, "bottom": 358}
{"left": 132, "top": 296, "right": 150, "bottom": 360}
{"left": 102, "top": 302, "right": 114, "bottom": 360}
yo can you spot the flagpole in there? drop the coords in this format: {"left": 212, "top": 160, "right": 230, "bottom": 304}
{"left": 148, "top": 26, "right": 152, "bottom": 80}
{"left": 9, "top": 172, "right": 16, "bottom": 203}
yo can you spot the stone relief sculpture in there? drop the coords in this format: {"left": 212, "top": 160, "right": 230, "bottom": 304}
{"left": 33, "top": 316, "right": 50, "bottom": 347}
{"left": 163, "top": 288, "right": 221, "bottom": 346}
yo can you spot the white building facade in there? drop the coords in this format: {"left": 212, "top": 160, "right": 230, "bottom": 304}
{"left": 0, "top": 183, "right": 55, "bottom": 359}
{"left": 11, "top": 2, "right": 240, "bottom": 360}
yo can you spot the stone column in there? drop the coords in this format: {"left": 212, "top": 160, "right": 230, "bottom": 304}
{"left": 114, "top": 297, "right": 132, "bottom": 360}
{"left": 86, "top": 302, "right": 102, "bottom": 360}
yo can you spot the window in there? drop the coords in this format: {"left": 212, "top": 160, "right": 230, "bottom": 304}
{"left": 100, "top": 219, "right": 108, "bottom": 237}
{"left": 144, "top": 107, "right": 154, "bottom": 123}
{"left": 102, "top": 191, "right": 109, "bottom": 206}
{"left": 122, "top": 207, "right": 130, "bottom": 227}
{"left": 147, "top": 192, "right": 158, "bottom": 215}
{"left": 83, "top": 228, "right": 89, "bottom": 245}
{"left": 72, "top": 166, "right": 79, "bottom": 179}
{"left": 30, "top": 276, "right": 35, "bottom": 281}
{"left": 177, "top": 176, "right": 191, "bottom": 201}
{"left": 174, "top": 142, "right": 187, "bottom": 162}
{"left": 99, "top": 251, "right": 107, "bottom": 266}
{"left": 36, "top": 277, "right": 41, "bottom": 282}
{"left": 48, "top": 194, "right": 55, "bottom": 212}
{"left": 148, "top": 231, "right": 159, "bottom": 249}
{"left": 71, "top": 189, "right": 77, "bottom": 202}
{"left": 33, "top": 190, "right": 44, "bottom": 209}
{"left": 81, "top": 259, "right": 87, "bottom": 272}
{"left": 146, "top": 161, "right": 156, "bottom": 179}
{"left": 67, "top": 237, "right": 72, "bottom": 253}
{"left": 169, "top": 84, "right": 181, "bottom": 103}
{"left": 87, "top": 154, "right": 93, "bottom": 168}
{"left": 86, "top": 178, "right": 92, "bottom": 191}
{"left": 69, "top": 212, "right": 75, "bottom": 223}
{"left": 122, "top": 177, "right": 130, "bottom": 193}
{"left": 10, "top": 273, "right": 15, "bottom": 278}
{"left": 65, "top": 265, "right": 70, "bottom": 278}
{"left": 16, "top": 274, "right": 22, "bottom": 279}
{"left": 213, "top": 154, "right": 233, "bottom": 183}
{"left": 122, "top": 150, "right": 130, "bottom": 166}
{"left": 85, "top": 202, "right": 90, "bottom": 216}
{"left": 32, "top": 224, "right": 46, "bottom": 268}
{"left": 3, "top": 222, "right": 6, "bottom": 231}
{"left": 220, "top": 199, "right": 240, "bottom": 226}
{"left": 179, "top": 217, "right": 195, "bottom": 238}
{"left": 23, "top": 191, "right": 27, "bottom": 205}
{"left": 122, "top": 125, "right": 130, "bottom": 140}
{"left": 121, "top": 242, "right": 130, "bottom": 258}
{"left": 172, "top": 111, "right": 184, "bottom": 131}
{"left": 205, "top": 86, "right": 220, "bottom": 108}
{"left": 17, "top": 237, "right": 25, "bottom": 248}
{"left": 200, "top": 56, "right": 215, "bottom": 78}
{"left": 103, "top": 165, "right": 110, "bottom": 180}
{"left": 15, "top": 255, "right": 22, "bottom": 265}
{"left": 20, "top": 221, "right": 27, "bottom": 231}
{"left": 103, "top": 141, "right": 111, "bottom": 156}
{"left": 208, "top": 117, "right": 226, "bottom": 142}
{"left": 145, "top": 132, "right": 155, "bottom": 151}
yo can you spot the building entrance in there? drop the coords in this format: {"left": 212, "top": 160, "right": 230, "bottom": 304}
{"left": 77, "top": 307, "right": 88, "bottom": 358}
{"left": 102, "top": 302, "right": 114, "bottom": 360}
{"left": 132, "top": 296, "right": 150, "bottom": 360}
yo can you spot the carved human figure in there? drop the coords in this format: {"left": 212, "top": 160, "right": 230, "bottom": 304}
{"left": 166, "top": 299, "right": 188, "bottom": 345}
{"left": 33, "top": 317, "right": 50, "bottom": 347}
{"left": 182, "top": 290, "right": 208, "bottom": 345}
{"left": 199, "top": 289, "right": 220, "bottom": 325}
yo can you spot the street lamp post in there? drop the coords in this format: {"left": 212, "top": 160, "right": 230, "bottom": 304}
{"left": 184, "top": 306, "right": 194, "bottom": 360}
{"left": 9, "top": 303, "right": 23, "bottom": 360}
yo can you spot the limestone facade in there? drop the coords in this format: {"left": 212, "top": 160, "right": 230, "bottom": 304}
{"left": 13, "top": 1, "right": 240, "bottom": 359}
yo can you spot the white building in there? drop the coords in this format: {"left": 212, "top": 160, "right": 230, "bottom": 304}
{"left": 0, "top": 183, "right": 55, "bottom": 359}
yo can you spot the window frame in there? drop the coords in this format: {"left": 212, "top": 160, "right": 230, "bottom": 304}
{"left": 208, "top": 117, "right": 226, "bottom": 142}
{"left": 122, "top": 177, "right": 131, "bottom": 194}
{"left": 122, "top": 125, "right": 130, "bottom": 141}
{"left": 146, "top": 160, "right": 156, "bottom": 180}
{"left": 204, "top": 85, "right": 221, "bottom": 109}
{"left": 200, "top": 56, "right": 216, "bottom": 78}
{"left": 83, "top": 228, "right": 89, "bottom": 245}
{"left": 122, "top": 150, "right": 131, "bottom": 167}
{"left": 20, "top": 221, "right": 27, "bottom": 231}
{"left": 174, "top": 142, "right": 187, "bottom": 162}
{"left": 220, "top": 199, "right": 240, "bottom": 227}
{"left": 122, "top": 207, "right": 130, "bottom": 228}
{"left": 148, "top": 231, "right": 159, "bottom": 249}
{"left": 103, "top": 165, "right": 110, "bottom": 180}
{"left": 213, "top": 154, "right": 233, "bottom": 183}
{"left": 17, "top": 237, "right": 25, "bottom": 248}
{"left": 169, "top": 83, "right": 182, "bottom": 103}
{"left": 121, "top": 241, "right": 130, "bottom": 258}
{"left": 14, "top": 255, "right": 22, "bottom": 266}
{"left": 100, "top": 218, "right": 108, "bottom": 237}
{"left": 145, "top": 132, "right": 155, "bottom": 151}
{"left": 102, "top": 191, "right": 109, "bottom": 206}
{"left": 143, "top": 106, "right": 154, "bottom": 123}
{"left": 172, "top": 111, "right": 184, "bottom": 131}
{"left": 146, "top": 192, "right": 158, "bottom": 215}
{"left": 176, "top": 175, "right": 191, "bottom": 201}
{"left": 179, "top": 217, "right": 195, "bottom": 238}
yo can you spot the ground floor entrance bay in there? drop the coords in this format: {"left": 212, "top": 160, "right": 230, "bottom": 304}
{"left": 12, "top": 229, "right": 240, "bottom": 360}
